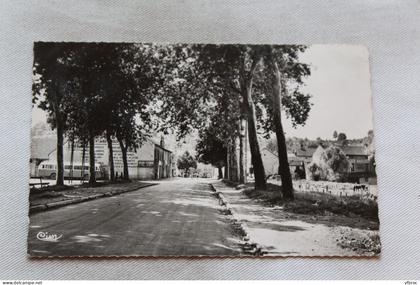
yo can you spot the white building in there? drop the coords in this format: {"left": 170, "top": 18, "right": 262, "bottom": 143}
{"left": 30, "top": 136, "right": 172, "bottom": 180}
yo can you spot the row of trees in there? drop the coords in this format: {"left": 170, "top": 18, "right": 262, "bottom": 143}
{"left": 33, "top": 43, "right": 160, "bottom": 184}
{"left": 189, "top": 45, "right": 312, "bottom": 199}
{"left": 33, "top": 43, "right": 312, "bottom": 200}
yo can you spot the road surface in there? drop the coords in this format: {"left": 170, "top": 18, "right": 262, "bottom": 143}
{"left": 28, "top": 178, "right": 244, "bottom": 257}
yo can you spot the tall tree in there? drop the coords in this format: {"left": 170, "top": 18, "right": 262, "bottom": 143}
{"left": 66, "top": 43, "right": 155, "bottom": 182}
{"left": 112, "top": 44, "right": 163, "bottom": 179}
{"left": 150, "top": 44, "right": 249, "bottom": 184}
{"left": 238, "top": 111, "right": 248, "bottom": 184}
{"left": 33, "top": 42, "right": 76, "bottom": 186}
{"left": 34, "top": 43, "right": 158, "bottom": 184}
{"left": 190, "top": 45, "right": 268, "bottom": 189}
{"left": 177, "top": 151, "right": 197, "bottom": 176}
{"left": 196, "top": 126, "right": 227, "bottom": 179}
{"left": 105, "top": 128, "right": 115, "bottom": 181}
{"left": 256, "top": 45, "right": 311, "bottom": 199}
{"left": 337, "top": 132, "right": 347, "bottom": 142}
{"left": 239, "top": 47, "right": 267, "bottom": 189}
{"left": 66, "top": 43, "right": 115, "bottom": 183}
{"left": 337, "top": 132, "right": 348, "bottom": 146}
{"left": 208, "top": 90, "right": 242, "bottom": 182}
{"left": 270, "top": 59, "right": 294, "bottom": 199}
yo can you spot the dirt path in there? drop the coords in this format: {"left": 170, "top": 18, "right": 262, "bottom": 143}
{"left": 211, "top": 180, "right": 380, "bottom": 257}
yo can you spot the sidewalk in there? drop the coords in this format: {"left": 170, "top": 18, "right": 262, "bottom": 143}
{"left": 29, "top": 181, "right": 155, "bottom": 214}
{"left": 211, "top": 180, "right": 370, "bottom": 257}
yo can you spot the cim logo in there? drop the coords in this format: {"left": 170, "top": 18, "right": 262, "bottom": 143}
{"left": 36, "top": 231, "right": 62, "bottom": 242}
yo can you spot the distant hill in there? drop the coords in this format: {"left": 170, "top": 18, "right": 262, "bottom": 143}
{"left": 264, "top": 130, "right": 375, "bottom": 156}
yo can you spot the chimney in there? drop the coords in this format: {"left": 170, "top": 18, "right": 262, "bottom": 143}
{"left": 160, "top": 135, "right": 165, "bottom": 148}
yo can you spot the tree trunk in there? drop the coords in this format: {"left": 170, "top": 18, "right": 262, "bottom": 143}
{"left": 224, "top": 155, "right": 228, "bottom": 180}
{"left": 50, "top": 82, "right": 65, "bottom": 187}
{"left": 81, "top": 142, "right": 86, "bottom": 181}
{"left": 226, "top": 140, "right": 230, "bottom": 180}
{"left": 88, "top": 132, "right": 96, "bottom": 184}
{"left": 55, "top": 117, "right": 64, "bottom": 186}
{"left": 218, "top": 166, "right": 223, "bottom": 179}
{"left": 230, "top": 135, "right": 239, "bottom": 182}
{"left": 272, "top": 60, "right": 294, "bottom": 200}
{"left": 69, "top": 139, "right": 74, "bottom": 183}
{"left": 106, "top": 129, "right": 115, "bottom": 181}
{"left": 238, "top": 105, "right": 247, "bottom": 184}
{"left": 242, "top": 82, "right": 266, "bottom": 190}
{"left": 118, "top": 137, "right": 129, "bottom": 180}
{"left": 229, "top": 139, "right": 233, "bottom": 181}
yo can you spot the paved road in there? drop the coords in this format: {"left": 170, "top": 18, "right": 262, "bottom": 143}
{"left": 28, "top": 178, "right": 244, "bottom": 257}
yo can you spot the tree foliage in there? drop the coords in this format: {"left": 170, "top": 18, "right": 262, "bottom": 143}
{"left": 196, "top": 126, "right": 227, "bottom": 177}
{"left": 337, "top": 132, "right": 347, "bottom": 142}
{"left": 177, "top": 151, "right": 197, "bottom": 175}
{"left": 33, "top": 43, "right": 159, "bottom": 183}
{"left": 308, "top": 146, "right": 349, "bottom": 181}
{"left": 252, "top": 46, "right": 312, "bottom": 136}
{"left": 33, "top": 42, "right": 77, "bottom": 185}
{"left": 33, "top": 43, "right": 313, "bottom": 193}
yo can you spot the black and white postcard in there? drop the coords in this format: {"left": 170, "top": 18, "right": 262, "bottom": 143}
{"left": 28, "top": 43, "right": 380, "bottom": 257}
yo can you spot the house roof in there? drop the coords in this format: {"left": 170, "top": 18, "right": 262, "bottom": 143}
{"left": 341, "top": 145, "right": 368, "bottom": 156}
{"left": 154, "top": 143, "right": 173, "bottom": 153}
{"left": 31, "top": 136, "right": 57, "bottom": 160}
{"left": 262, "top": 147, "right": 296, "bottom": 158}
{"left": 288, "top": 157, "right": 305, "bottom": 166}
{"left": 262, "top": 148, "right": 278, "bottom": 157}
{"left": 148, "top": 136, "right": 173, "bottom": 153}
{"left": 295, "top": 147, "right": 318, "bottom": 157}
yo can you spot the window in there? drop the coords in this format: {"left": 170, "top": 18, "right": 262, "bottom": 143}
{"left": 138, "top": 161, "right": 154, "bottom": 167}
{"left": 65, "top": 165, "right": 72, "bottom": 170}
{"left": 74, "top": 165, "right": 89, "bottom": 170}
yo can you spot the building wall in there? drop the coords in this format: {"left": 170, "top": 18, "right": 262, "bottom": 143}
{"left": 136, "top": 140, "right": 156, "bottom": 180}
{"left": 137, "top": 165, "right": 154, "bottom": 180}
{"left": 154, "top": 145, "right": 172, "bottom": 179}
{"left": 261, "top": 149, "right": 278, "bottom": 176}
{"left": 349, "top": 158, "right": 369, "bottom": 173}
{"left": 45, "top": 138, "right": 171, "bottom": 180}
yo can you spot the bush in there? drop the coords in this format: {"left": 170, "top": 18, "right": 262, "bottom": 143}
{"left": 308, "top": 146, "right": 350, "bottom": 181}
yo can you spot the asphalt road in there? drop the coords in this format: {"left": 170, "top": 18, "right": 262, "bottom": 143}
{"left": 28, "top": 178, "right": 244, "bottom": 257}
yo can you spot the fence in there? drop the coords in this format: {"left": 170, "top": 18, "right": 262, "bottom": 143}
{"left": 268, "top": 178, "right": 378, "bottom": 201}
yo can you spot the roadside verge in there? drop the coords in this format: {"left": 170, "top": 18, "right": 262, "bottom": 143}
{"left": 210, "top": 180, "right": 375, "bottom": 256}
{"left": 210, "top": 181, "right": 263, "bottom": 256}
{"left": 29, "top": 182, "right": 156, "bottom": 214}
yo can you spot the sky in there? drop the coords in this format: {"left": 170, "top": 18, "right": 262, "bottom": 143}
{"left": 32, "top": 44, "right": 374, "bottom": 141}
{"left": 282, "top": 44, "right": 374, "bottom": 140}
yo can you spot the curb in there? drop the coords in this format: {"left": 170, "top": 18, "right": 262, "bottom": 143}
{"left": 210, "top": 183, "right": 264, "bottom": 256}
{"left": 29, "top": 183, "right": 156, "bottom": 215}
